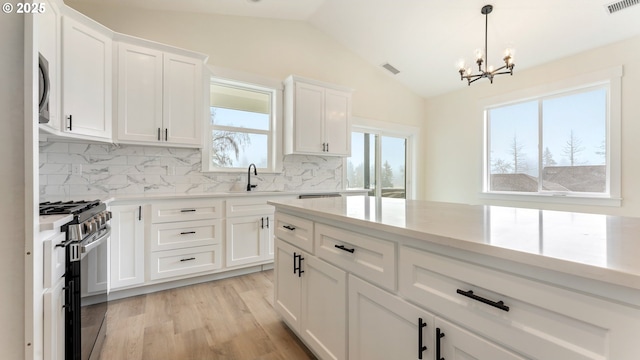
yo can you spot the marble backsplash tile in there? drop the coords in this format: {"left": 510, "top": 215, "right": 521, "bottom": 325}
{"left": 39, "top": 141, "right": 344, "bottom": 197}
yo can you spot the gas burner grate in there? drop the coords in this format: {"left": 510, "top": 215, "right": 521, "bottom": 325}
{"left": 39, "top": 200, "right": 102, "bottom": 216}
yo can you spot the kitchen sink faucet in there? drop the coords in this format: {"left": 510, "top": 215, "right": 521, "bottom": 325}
{"left": 247, "top": 163, "right": 257, "bottom": 191}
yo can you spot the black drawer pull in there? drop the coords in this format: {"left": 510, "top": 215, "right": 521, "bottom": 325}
{"left": 293, "top": 252, "right": 304, "bottom": 277}
{"left": 180, "top": 231, "right": 196, "bottom": 235}
{"left": 335, "top": 244, "right": 355, "bottom": 253}
{"left": 436, "top": 327, "right": 445, "bottom": 360}
{"left": 283, "top": 225, "right": 296, "bottom": 231}
{"left": 180, "top": 209, "right": 196, "bottom": 213}
{"left": 180, "top": 257, "right": 196, "bottom": 262}
{"left": 456, "top": 289, "right": 510, "bottom": 312}
{"left": 418, "top": 317, "right": 428, "bottom": 359}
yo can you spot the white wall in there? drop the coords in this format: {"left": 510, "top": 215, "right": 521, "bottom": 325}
{"left": 0, "top": 5, "right": 26, "bottom": 359}
{"left": 423, "top": 35, "right": 640, "bottom": 216}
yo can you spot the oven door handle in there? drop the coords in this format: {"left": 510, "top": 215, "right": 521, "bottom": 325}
{"left": 81, "top": 225, "right": 111, "bottom": 254}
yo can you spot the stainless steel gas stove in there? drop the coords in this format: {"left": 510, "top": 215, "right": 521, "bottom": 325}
{"left": 39, "top": 200, "right": 111, "bottom": 360}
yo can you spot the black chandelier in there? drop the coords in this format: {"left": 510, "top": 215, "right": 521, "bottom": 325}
{"left": 458, "top": 4, "right": 515, "bottom": 85}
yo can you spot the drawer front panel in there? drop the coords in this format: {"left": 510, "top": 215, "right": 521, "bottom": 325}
{"left": 151, "top": 199, "right": 223, "bottom": 223}
{"left": 226, "top": 195, "right": 296, "bottom": 217}
{"left": 226, "top": 197, "right": 272, "bottom": 217}
{"left": 315, "top": 223, "right": 395, "bottom": 291}
{"left": 150, "top": 219, "right": 221, "bottom": 251}
{"left": 149, "top": 244, "right": 222, "bottom": 280}
{"left": 274, "top": 212, "right": 314, "bottom": 253}
{"left": 399, "top": 246, "right": 613, "bottom": 360}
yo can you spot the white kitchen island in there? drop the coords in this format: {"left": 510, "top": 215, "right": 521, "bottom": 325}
{"left": 269, "top": 196, "right": 640, "bottom": 360}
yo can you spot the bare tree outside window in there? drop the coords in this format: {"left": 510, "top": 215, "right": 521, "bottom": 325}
{"left": 563, "top": 130, "right": 585, "bottom": 166}
{"left": 543, "top": 147, "right": 557, "bottom": 167}
{"left": 509, "top": 134, "right": 528, "bottom": 173}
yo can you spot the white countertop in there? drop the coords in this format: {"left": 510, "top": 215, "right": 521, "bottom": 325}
{"left": 269, "top": 196, "right": 640, "bottom": 291}
{"left": 39, "top": 214, "right": 73, "bottom": 232}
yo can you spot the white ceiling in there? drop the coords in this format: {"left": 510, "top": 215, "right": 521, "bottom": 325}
{"left": 72, "top": 0, "right": 640, "bottom": 98}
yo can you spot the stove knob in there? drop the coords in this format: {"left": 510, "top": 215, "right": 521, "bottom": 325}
{"left": 96, "top": 214, "right": 105, "bottom": 227}
{"left": 105, "top": 211, "right": 112, "bottom": 221}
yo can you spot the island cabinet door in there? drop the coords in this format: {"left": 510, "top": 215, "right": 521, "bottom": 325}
{"left": 349, "top": 275, "right": 435, "bottom": 360}
{"left": 434, "top": 317, "right": 527, "bottom": 360}
{"left": 300, "top": 254, "right": 347, "bottom": 360}
{"left": 274, "top": 239, "right": 302, "bottom": 329}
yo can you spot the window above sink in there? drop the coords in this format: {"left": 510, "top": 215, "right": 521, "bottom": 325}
{"left": 202, "top": 71, "right": 283, "bottom": 174}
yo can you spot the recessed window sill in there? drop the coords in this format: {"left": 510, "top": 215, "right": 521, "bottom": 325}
{"left": 479, "top": 192, "right": 622, "bottom": 207}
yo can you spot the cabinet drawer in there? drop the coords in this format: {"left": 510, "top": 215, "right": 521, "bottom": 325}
{"left": 43, "top": 232, "right": 66, "bottom": 288}
{"left": 274, "top": 212, "right": 314, "bottom": 253}
{"left": 149, "top": 244, "right": 222, "bottom": 280}
{"left": 399, "top": 246, "right": 622, "bottom": 360}
{"left": 226, "top": 197, "right": 273, "bottom": 217}
{"left": 315, "top": 223, "right": 395, "bottom": 291}
{"left": 150, "top": 219, "right": 221, "bottom": 252}
{"left": 151, "top": 199, "right": 222, "bottom": 223}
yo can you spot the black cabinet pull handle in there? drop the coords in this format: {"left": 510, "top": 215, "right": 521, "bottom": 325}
{"left": 138, "top": 205, "right": 142, "bottom": 221}
{"left": 165, "top": 128, "right": 168, "bottom": 141}
{"left": 436, "top": 327, "right": 445, "bottom": 360}
{"left": 335, "top": 244, "right": 355, "bottom": 253}
{"left": 283, "top": 225, "right": 296, "bottom": 231}
{"left": 418, "top": 317, "right": 428, "bottom": 359}
{"left": 67, "top": 115, "right": 73, "bottom": 131}
{"left": 181, "top": 209, "right": 196, "bottom": 213}
{"left": 157, "top": 127, "right": 161, "bottom": 141}
{"left": 180, "top": 231, "right": 196, "bottom": 235}
{"left": 266, "top": 217, "right": 269, "bottom": 228}
{"left": 261, "top": 217, "right": 264, "bottom": 229}
{"left": 293, "top": 252, "right": 304, "bottom": 277}
{"left": 180, "top": 257, "right": 196, "bottom": 262}
{"left": 326, "top": 143, "right": 329, "bottom": 152}
{"left": 456, "top": 289, "right": 510, "bottom": 312}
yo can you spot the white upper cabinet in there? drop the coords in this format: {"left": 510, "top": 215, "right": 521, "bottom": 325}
{"left": 61, "top": 16, "right": 112, "bottom": 141}
{"left": 284, "top": 75, "right": 352, "bottom": 156}
{"left": 38, "top": 0, "right": 61, "bottom": 132}
{"left": 163, "top": 53, "right": 203, "bottom": 146}
{"left": 116, "top": 42, "right": 204, "bottom": 147}
{"left": 116, "top": 43, "right": 163, "bottom": 144}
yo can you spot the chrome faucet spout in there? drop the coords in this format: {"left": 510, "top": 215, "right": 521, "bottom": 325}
{"left": 247, "top": 163, "right": 258, "bottom": 191}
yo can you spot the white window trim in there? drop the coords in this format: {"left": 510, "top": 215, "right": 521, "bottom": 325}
{"left": 479, "top": 66, "right": 622, "bottom": 207}
{"left": 346, "top": 117, "right": 419, "bottom": 200}
{"left": 201, "top": 66, "right": 283, "bottom": 173}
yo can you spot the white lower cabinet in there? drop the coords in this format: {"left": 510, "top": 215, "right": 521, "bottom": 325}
{"left": 275, "top": 238, "right": 347, "bottom": 360}
{"left": 226, "top": 215, "right": 273, "bottom": 267}
{"left": 435, "top": 317, "right": 526, "bottom": 360}
{"left": 148, "top": 200, "right": 223, "bottom": 281}
{"left": 110, "top": 204, "right": 145, "bottom": 290}
{"left": 348, "top": 275, "right": 434, "bottom": 360}
{"left": 43, "top": 278, "right": 65, "bottom": 360}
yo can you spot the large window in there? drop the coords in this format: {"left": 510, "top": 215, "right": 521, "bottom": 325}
{"left": 203, "top": 78, "right": 280, "bottom": 172}
{"left": 484, "top": 67, "right": 622, "bottom": 205}
{"left": 346, "top": 127, "right": 411, "bottom": 199}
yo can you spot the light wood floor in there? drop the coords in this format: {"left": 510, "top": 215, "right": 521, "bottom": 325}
{"left": 99, "top": 270, "right": 316, "bottom": 360}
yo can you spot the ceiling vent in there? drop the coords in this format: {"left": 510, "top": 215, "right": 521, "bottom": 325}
{"left": 605, "top": 0, "right": 639, "bottom": 14}
{"left": 382, "top": 63, "right": 400, "bottom": 75}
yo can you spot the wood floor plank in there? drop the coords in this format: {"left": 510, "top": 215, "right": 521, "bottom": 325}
{"left": 100, "top": 270, "right": 316, "bottom": 360}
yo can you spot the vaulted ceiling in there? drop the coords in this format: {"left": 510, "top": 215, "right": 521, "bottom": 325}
{"left": 70, "top": 0, "right": 640, "bottom": 98}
